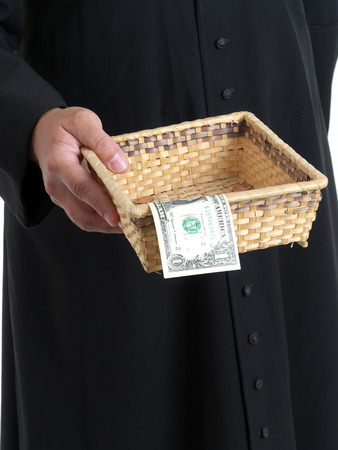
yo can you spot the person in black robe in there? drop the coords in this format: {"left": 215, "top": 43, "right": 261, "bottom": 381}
{"left": 0, "top": 1, "right": 338, "bottom": 449}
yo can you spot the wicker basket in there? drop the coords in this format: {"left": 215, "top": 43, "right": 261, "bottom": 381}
{"left": 81, "top": 111, "right": 328, "bottom": 273}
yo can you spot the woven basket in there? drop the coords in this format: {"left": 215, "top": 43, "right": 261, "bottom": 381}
{"left": 81, "top": 111, "right": 328, "bottom": 273}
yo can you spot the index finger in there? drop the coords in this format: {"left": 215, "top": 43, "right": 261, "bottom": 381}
{"left": 63, "top": 108, "right": 129, "bottom": 174}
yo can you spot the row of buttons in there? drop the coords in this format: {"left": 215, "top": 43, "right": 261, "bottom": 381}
{"left": 214, "top": 33, "right": 269, "bottom": 443}
{"left": 242, "top": 282, "right": 270, "bottom": 441}
{"left": 215, "top": 37, "right": 234, "bottom": 100}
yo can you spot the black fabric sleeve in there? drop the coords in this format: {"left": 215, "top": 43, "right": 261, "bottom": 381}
{"left": 302, "top": 0, "right": 338, "bottom": 129}
{"left": 0, "top": 2, "right": 67, "bottom": 227}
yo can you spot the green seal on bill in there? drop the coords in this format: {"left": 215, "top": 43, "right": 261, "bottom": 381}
{"left": 182, "top": 216, "right": 201, "bottom": 234}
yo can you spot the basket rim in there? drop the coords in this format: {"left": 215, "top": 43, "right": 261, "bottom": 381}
{"left": 81, "top": 111, "right": 328, "bottom": 220}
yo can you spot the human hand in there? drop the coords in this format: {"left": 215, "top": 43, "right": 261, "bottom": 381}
{"left": 31, "top": 107, "right": 129, "bottom": 233}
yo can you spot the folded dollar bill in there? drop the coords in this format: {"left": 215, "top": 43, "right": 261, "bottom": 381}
{"left": 149, "top": 194, "right": 241, "bottom": 278}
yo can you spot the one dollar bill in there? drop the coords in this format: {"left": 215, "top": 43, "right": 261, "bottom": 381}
{"left": 149, "top": 194, "right": 241, "bottom": 278}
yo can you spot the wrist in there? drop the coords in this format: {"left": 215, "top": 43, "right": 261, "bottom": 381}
{"left": 30, "top": 107, "right": 63, "bottom": 163}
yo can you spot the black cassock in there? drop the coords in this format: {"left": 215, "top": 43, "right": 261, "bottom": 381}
{"left": 0, "top": 1, "right": 338, "bottom": 449}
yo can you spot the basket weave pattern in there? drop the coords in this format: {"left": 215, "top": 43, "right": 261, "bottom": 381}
{"left": 82, "top": 112, "right": 327, "bottom": 273}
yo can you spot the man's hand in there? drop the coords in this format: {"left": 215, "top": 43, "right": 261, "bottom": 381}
{"left": 31, "top": 107, "right": 129, "bottom": 233}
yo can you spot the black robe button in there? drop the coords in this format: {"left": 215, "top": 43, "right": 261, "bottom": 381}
{"left": 215, "top": 37, "right": 230, "bottom": 49}
{"left": 242, "top": 283, "right": 254, "bottom": 296}
{"left": 260, "top": 426, "right": 270, "bottom": 439}
{"left": 254, "top": 379, "right": 264, "bottom": 390}
{"left": 248, "top": 332, "right": 259, "bottom": 344}
{"left": 221, "top": 88, "right": 234, "bottom": 99}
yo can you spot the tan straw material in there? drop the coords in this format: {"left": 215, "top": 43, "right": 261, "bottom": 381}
{"left": 81, "top": 111, "right": 328, "bottom": 273}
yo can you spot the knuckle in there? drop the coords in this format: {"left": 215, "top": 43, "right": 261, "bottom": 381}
{"left": 73, "top": 108, "right": 88, "bottom": 125}
{"left": 72, "top": 213, "right": 116, "bottom": 234}
{"left": 89, "top": 196, "right": 101, "bottom": 213}
{"left": 67, "top": 213, "right": 85, "bottom": 231}
{"left": 76, "top": 219, "right": 91, "bottom": 232}
{"left": 44, "top": 178, "right": 57, "bottom": 197}
{"left": 69, "top": 178, "right": 86, "bottom": 199}
{"left": 43, "top": 177, "right": 62, "bottom": 207}
{"left": 73, "top": 108, "right": 100, "bottom": 130}
{"left": 88, "top": 194, "right": 108, "bottom": 221}
{"left": 72, "top": 214, "right": 96, "bottom": 233}
{"left": 49, "top": 196, "right": 61, "bottom": 207}
{"left": 94, "top": 134, "right": 111, "bottom": 153}
{"left": 45, "top": 153, "right": 60, "bottom": 174}
{"left": 64, "top": 206, "right": 88, "bottom": 231}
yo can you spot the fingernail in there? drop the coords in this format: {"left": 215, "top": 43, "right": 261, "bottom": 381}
{"left": 104, "top": 213, "right": 117, "bottom": 227}
{"left": 108, "top": 151, "right": 129, "bottom": 173}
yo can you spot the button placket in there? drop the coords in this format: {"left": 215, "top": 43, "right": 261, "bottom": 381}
{"left": 197, "top": 5, "right": 296, "bottom": 443}
{"left": 213, "top": 35, "right": 234, "bottom": 102}
{"left": 226, "top": 265, "right": 297, "bottom": 447}
{"left": 241, "top": 282, "right": 271, "bottom": 441}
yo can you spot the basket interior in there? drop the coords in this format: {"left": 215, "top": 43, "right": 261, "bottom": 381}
{"left": 114, "top": 120, "right": 310, "bottom": 203}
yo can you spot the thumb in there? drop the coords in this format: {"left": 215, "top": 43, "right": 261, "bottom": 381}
{"left": 65, "top": 107, "right": 129, "bottom": 173}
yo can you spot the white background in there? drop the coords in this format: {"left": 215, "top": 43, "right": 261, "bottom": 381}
{"left": 0, "top": 68, "right": 337, "bottom": 407}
